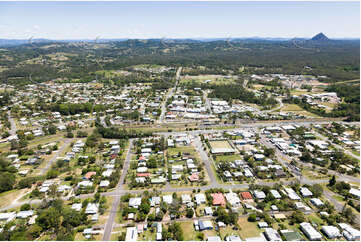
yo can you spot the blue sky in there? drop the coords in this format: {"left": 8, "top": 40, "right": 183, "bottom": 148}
{"left": 0, "top": 1, "right": 359, "bottom": 39}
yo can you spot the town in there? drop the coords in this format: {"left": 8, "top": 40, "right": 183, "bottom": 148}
{"left": 0, "top": 62, "right": 359, "bottom": 241}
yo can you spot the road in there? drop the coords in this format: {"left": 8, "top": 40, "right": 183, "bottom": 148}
{"left": 102, "top": 139, "right": 134, "bottom": 241}
{"left": 7, "top": 110, "right": 16, "bottom": 135}
{"left": 193, "top": 135, "right": 218, "bottom": 186}
{"left": 313, "top": 130, "right": 360, "bottom": 161}
{"left": 40, "top": 139, "right": 72, "bottom": 175}
{"left": 265, "top": 98, "right": 284, "bottom": 113}
{"left": 158, "top": 67, "right": 182, "bottom": 124}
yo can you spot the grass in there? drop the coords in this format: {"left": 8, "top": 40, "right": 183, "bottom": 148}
{"left": 179, "top": 221, "right": 198, "bottom": 241}
{"left": 0, "top": 188, "right": 28, "bottom": 209}
{"left": 219, "top": 225, "right": 241, "bottom": 240}
{"left": 237, "top": 217, "right": 261, "bottom": 239}
{"left": 215, "top": 154, "right": 241, "bottom": 163}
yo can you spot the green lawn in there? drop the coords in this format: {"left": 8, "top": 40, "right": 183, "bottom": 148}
{"left": 238, "top": 217, "right": 262, "bottom": 239}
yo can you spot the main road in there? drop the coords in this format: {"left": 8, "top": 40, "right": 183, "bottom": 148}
{"left": 102, "top": 139, "right": 134, "bottom": 241}
{"left": 158, "top": 67, "right": 182, "bottom": 124}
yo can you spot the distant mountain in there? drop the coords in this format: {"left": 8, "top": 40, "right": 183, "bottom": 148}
{"left": 311, "top": 33, "right": 329, "bottom": 41}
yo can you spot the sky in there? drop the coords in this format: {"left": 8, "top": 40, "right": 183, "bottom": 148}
{"left": 0, "top": 1, "right": 359, "bottom": 39}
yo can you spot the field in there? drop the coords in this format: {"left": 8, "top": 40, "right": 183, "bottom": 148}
{"left": 209, "top": 140, "right": 233, "bottom": 150}
{"left": 279, "top": 104, "right": 321, "bottom": 118}
{"left": 237, "top": 217, "right": 262, "bottom": 239}
{"left": 180, "top": 75, "right": 236, "bottom": 86}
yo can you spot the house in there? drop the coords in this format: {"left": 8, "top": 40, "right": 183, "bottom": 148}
{"left": 16, "top": 210, "right": 34, "bottom": 219}
{"left": 84, "top": 171, "right": 96, "bottom": 180}
{"left": 71, "top": 203, "right": 82, "bottom": 212}
{"left": 207, "top": 236, "right": 222, "bottom": 242}
{"left": 338, "top": 223, "right": 360, "bottom": 241}
{"left": 253, "top": 190, "right": 266, "bottom": 200}
{"left": 199, "top": 220, "right": 213, "bottom": 231}
{"left": 181, "top": 194, "right": 192, "bottom": 204}
{"left": 321, "top": 226, "right": 341, "bottom": 239}
{"left": 349, "top": 188, "right": 360, "bottom": 198}
{"left": 162, "top": 195, "right": 173, "bottom": 204}
{"left": 204, "top": 207, "right": 213, "bottom": 216}
{"left": 150, "top": 197, "right": 161, "bottom": 207}
{"left": 188, "top": 173, "right": 199, "bottom": 182}
{"left": 284, "top": 187, "right": 300, "bottom": 200}
{"left": 77, "top": 180, "right": 93, "bottom": 188}
{"left": 211, "top": 193, "right": 226, "bottom": 206}
{"left": 300, "top": 222, "right": 322, "bottom": 241}
{"left": 310, "top": 198, "right": 324, "bottom": 207}
{"left": 125, "top": 227, "right": 138, "bottom": 241}
{"left": 241, "top": 191, "right": 253, "bottom": 200}
{"left": 225, "top": 235, "right": 242, "bottom": 241}
{"left": 270, "top": 190, "right": 281, "bottom": 199}
{"left": 258, "top": 222, "right": 269, "bottom": 228}
{"left": 195, "top": 193, "right": 206, "bottom": 205}
{"left": 300, "top": 187, "right": 313, "bottom": 197}
{"left": 128, "top": 213, "right": 135, "bottom": 220}
{"left": 99, "top": 180, "right": 110, "bottom": 187}
{"left": 264, "top": 228, "right": 282, "bottom": 241}
{"left": 0, "top": 212, "right": 16, "bottom": 223}
{"left": 85, "top": 203, "right": 98, "bottom": 214}
{"left": 225, "top": 190, "right": 241, "bottom": 207}
{"left": 129, "top": 197, "right": 142, "bottom": 208}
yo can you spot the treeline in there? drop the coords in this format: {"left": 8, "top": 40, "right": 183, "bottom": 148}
{"left": 208, "top": 84, "right": 278, "bottom": 107}
{"left": 48, "top": 102, "right": 107, "bottom": 115}
{"left": 96, "top": 127, "right": 153, "bottom": 139}
{"left": 0, "top": 39, "right": 359, "bottom": 85}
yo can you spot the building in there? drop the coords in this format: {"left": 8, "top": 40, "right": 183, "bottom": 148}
{"left": 264, "top": 228, "right": 282, "bottom": 241}
{"left": 129, "top": 197, "right": 142, "bottom": 208}
{"left": 211, "top": 193, "right": 226, "bottom": 206}
{"left": 321, "top": 226, "right": 341, "bottom": 239}
{"left": 300, "top": 222, "right": 322, "bottom": 241}
{"left": 199, "top": 220, "right": 213, "bottom": 231}
{"left": 195, "top": 193, "right": 206, "bottom": 205}
{"left": 300, "top": 187, "right": 313, "bottom": 197}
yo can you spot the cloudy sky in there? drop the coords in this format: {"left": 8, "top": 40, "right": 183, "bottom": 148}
{"left": 0, "top": 1, "right": 359, "bottom": 39}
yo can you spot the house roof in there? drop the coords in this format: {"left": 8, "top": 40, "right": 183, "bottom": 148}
{"left": 84, "top": 171, "right": 96, "bottom": 179}
{"left": 211, "top": 193, "right": 226, "bottom": 206}
{"left": 241, "top": 192, "right": 253, "bottom": 200}
{"left": 137, "top": 173, "right": 151, "bottom": 177}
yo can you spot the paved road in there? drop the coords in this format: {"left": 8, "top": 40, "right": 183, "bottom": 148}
{"left": 313, "top": 130, "right": 360, "bottom": 161}
{"left": 40, "top": 139, "right": 72, "bottom": 175}
{"left": 158, "top": 67, "right": 182, "bottom": 124}
{"left": 193, "top": 135, "right": 218, "bottom": 186}
{"left": 102, "top": 139, "right": 134, "bottom": 241}
{"left": 7, "top": 110, "right": 16, "bottom": 135}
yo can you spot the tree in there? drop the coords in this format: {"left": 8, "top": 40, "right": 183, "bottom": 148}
{"left": 0, "top": 172, "right": 15, "bottom": 192}
{"left": 311, "top": 184, "right": 323, "bottom": 197}
{"left": 248, "top": 213, "right": 257, "bottom": 222}
{"left": 329, "top": 175, "right": 336, "bottom": 187}
{"left": 186, "top": 208, "right": 194, "bottom": 218}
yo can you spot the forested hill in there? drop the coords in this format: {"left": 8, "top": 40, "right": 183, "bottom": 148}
{"left": 0, "top": 38, "right": 359, "bottom": 84}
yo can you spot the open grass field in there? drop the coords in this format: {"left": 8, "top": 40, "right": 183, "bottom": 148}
{"left": 215, "top": 154, "right": 241, "bottom": 163}
{"left": 179, "top": 221, "right": 198, "bottom": 241}
{"left": 219, "top": 225, "right": 241, "bottom": 240}
{"left": 180, "top": 75, "right": 236, "bottom": 86}
{"left": 279, "top": 104, "right": 321, "bottom": 118}
{"left": 237, "top": 217, "right": 261, "bottom": 239}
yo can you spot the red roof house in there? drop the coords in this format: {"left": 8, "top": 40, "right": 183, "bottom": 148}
{"left": 211, "top": 193, "right": 226, "bottom": 206}
{"left": 137, "top": 173, "right": 151, "bottom": 177}
{"left": 241, "top": 192, "right": 253, "bottom": 200}
{"left": 188, "top": 173, "right": 199, "bottom": 182}
{"left": 84, "top": 171, "right": 96, "bottom": 180}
